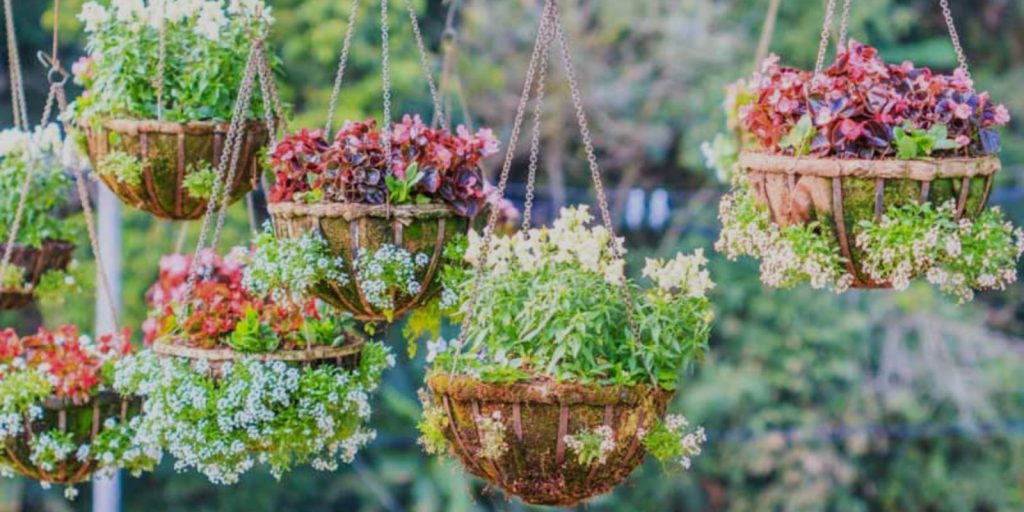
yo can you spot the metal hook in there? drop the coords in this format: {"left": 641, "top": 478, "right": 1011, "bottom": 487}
{"left": 37, "top": 51, "right": 68, "bottom": 86}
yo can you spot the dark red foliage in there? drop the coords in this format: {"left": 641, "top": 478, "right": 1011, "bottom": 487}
{"left": 742, "top": 40, "right": 1011, "bottom": 159}
{"left": 269, "top": 114, "right": 500, "bottom": 217}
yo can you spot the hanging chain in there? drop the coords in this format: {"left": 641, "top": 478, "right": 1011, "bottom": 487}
{"left": 155, "top": 0, "right": 167, "bottom": 120}
{"left": 3, "top": 0, "right": 27, "bottom": 130}
{"left": 256, "top": 43, "right": 286, "bottom": 145}
{"left": 551, "top": 5, "right": 642, "bottom": 346}
{"left": 180, "top": 41, "right": 261, "bottom": 302}
{"left": 521, "top": 9, "right": 557, "bottom": 231}
{"left": 405, "top": 0, "right": 446, "bottom": 129}
{"left": 814, "top": 0, "right": 838, "bottom": 74}
{"left": 325, "top": 0, "right": 362, "bottom": 135}
{"left": 837, "top": 0, "right": 852, "bottom": 48}
{"left": 0, "top": 0, "right": 33, "bottom": 278}
{"left": 939, "top": 0, "right": 971, "bottom": 80}
{"left": 752, "top": 0, "right": 781, "bottom": 71}
{"left": 450, "top": 0, "right": 557, "bottom": 372}
{"left": 380, "top": 0, "right": 394, "bottom": 171}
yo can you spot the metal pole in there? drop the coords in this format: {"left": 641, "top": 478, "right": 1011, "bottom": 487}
{"left": 92, "top": 185, "right": 122, "bottom": 512}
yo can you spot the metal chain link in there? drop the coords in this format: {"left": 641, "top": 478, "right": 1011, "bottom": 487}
{"left": 180, "top": 41, "right": 261, "bottom": 302}
{"left": 838, "top": 0, "right": 852, "bottom": 48}
{"left": 404, "top": 0, "right": 446, "bottom": 129}
{"left": 521, "top": 9, "right": 557, "bottom": 231}
{"left": 450, "top": 0, "right": 557, "bottom": 370}
{"left": 256, "top": 44, "right": 286, "bottom": 146}
{"left": 939, "top": 0, "right": 971, "bottom": 80}
{"left": 814, "top": 0, "right": 838, "bottom": 74}
{"left": 155, "top": 0, "right": 167, "bottom": 120}
{"left": 380, "top": 0, "right": 394, "bottom": 171}
{"left": 551, "top": 6, "right": 643, "bottom": 346}
{"left": 3, "top": 0, "right": 27, "bottom": 130}
{"left": 325, "top": 0, "right": 362, "bottom": 135}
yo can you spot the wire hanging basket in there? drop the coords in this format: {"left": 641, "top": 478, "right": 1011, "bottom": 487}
{"left": 0, "top": 240, "right": 73, "bottom": 310}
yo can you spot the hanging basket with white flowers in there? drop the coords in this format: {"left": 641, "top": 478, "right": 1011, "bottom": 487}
{"left": 121, "top": 249, "right": 394, "bottom": 484}
{"left": 0, "top": 326, "right": 159, "bottom": 500}
{"left": 72, "top": 0, "right": 273, "bottom": 220}
{"left": 418, "top": 1, "right": 713, "bottom": 506}
{"left": 716, "top": 1, "right": 1023, "bottom": 301}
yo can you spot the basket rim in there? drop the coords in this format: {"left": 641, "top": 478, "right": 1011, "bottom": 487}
{"left": 80, "top": 117, "right": 268, "bottom": 136}
{"left": 39, "top": 390, "right": 132, "bottom": 411}
{"left": 426, "top": 374, "right": 673, "bottom": 406}
{"left": 152, "top": 338, "right": 365, "bottom": 362}
{"left": 738, "top": 150, "right": 1001, "bottom": 180}
{"left": 268, "top": 201, "right": 455, "bottom": 221}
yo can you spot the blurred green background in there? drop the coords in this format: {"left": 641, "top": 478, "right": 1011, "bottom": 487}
{"left": 2, "top": 0, "right": 1024, "bottom": 510}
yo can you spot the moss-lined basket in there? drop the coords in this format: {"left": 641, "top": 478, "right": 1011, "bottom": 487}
{"left": 80, "top": 119, "right": 267, "bottom": 220}
{"left": 0, "top": 240, "right": 74, "bottom": 311}
{"left": 739, "top": 151, "right": 1000, "bottom": 288}
{"left": 0, "top": 392, "right": 139, "bottom": 485}
{"left": 268, "top": 202, "right": 468, "bottom": 322}
{"left": 427, "top": 375, "right": 673, "bottom": 506}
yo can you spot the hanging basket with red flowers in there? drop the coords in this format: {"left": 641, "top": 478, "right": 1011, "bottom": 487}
{"left": 0, "top": 326, "right": 158, "bottom": 499}
{"left": 716, "top": 2, "right": 1023, "bottom": 301}
{"left": 121, "top": 249, "right": 394, "bottom": 485}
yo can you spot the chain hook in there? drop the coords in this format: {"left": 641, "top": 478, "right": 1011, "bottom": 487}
{"left": 37, "top": 51, "right": 68, "bottom": 86}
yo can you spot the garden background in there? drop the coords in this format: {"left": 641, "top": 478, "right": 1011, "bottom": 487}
{"left": 2, "top": 0, "right": 1024, "bottom": 510}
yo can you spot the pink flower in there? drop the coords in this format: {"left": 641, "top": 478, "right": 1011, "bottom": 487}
{"left": 952, "top": 102, "right": 973, "bottom": 120}
{"left": 994, "top": 105, "right": 1011, "bottom": 125}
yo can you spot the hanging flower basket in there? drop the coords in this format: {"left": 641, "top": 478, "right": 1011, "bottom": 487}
{"left": 262, "top": 116, "right": 500, "bottom": 322}
{"left": 420, "top": 207, "right": 713, "bottom": 506}
{"left": 80, "top": 119, "right": 267, "bottom": 220}
{"left": 267, "top": 202, "right": 468, "bottom": 322}
{"left": 0, "top": 240, "right": 74, "bottom": 310}
{"left": 0, "top": 326, "right": 158, "bottom": 499}
{"left": 738, "top": 152, "right": 1001, "bottom": 288}
{"left": 426, "top": 375, "right": 672, "bottom": 506}
{"left": 70, "top": 0, "right": 277, "bottom": 221}
{"left": 126, "top": 250, "right": 394, "bottom": 484}
{"left": 717, "top": 41, "right": 1022, "bottom": 300}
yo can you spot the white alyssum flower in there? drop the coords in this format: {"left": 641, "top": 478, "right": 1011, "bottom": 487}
{"left": 195, "top": 1, "right": 228, "bottom": 40}
{"left": 79, "top": 2, "right": 111, "bottom": 32}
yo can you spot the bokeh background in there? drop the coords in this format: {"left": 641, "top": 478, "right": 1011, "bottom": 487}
{"left": 2, "top": 0, "right": 1024, "bottom": 510}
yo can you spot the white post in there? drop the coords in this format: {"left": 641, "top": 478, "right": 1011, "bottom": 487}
{"left": 92, "top": 185, "right": 122, "bottom": 512}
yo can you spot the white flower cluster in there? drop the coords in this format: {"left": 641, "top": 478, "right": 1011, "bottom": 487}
{"left": 115, "top": 344, "right": 392, "bottom": 484}
{"left": 465, "top": 205, "right": 627, "bottom": 285}
{"left": 856, "top": 202, "right": 1024, "bottom": 303}
{"left": 642, "top": 249, "right": 715, "bottom": 299}
{"left": 28, "top": 431, "right": 75, "bottom": 472}
{"left": 716, "top": 190, "right": 853, "bottom": 292}
{"left": 243, "top": 229, "right": 348, "bottom": 304}
{"left": 79, "top": 0, "right": 272, "bottom": 38}
{"left": 0, "top": 124, "right": 63, "bottom": 163}
{"left": 661, "top": 414, "right": 707, "bottom": 470}
{"left": 353, "top": 245, "right": 429, "bottom": 313}
{"left": 475, "top": 410, "right": 508, "bottom": 460}
{"left": 564, "top": 425, "right": 616, "bottom": 466}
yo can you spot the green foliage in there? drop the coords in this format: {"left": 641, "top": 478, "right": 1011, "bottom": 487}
{"left": 96, "top": 150, "right": 143, "bottom": 187}
{"left": 385, "top": 163, "right": 426, "bottom": 205}
{"left": 226, "top": 308, "right": 280, "bottom": 353}
{"left": 893, "top": 123, "right": 959, "bottom": 159}
{"left": 415, "top": 389, "right": 450, "bottom": 456}
{"left": 182, "top": 163, "right": 218, "bottom": 199}
{"left": 778, "top": 114, "right": 816, "bottom": 156}
{"left": 0, "top": 126, "right": 77, "bottom": 248}
{"left": 0, "top": 264, "right": 25, "bottom": 289}
{"left": 72, "top": 0, "right": 275, "bottom": 123}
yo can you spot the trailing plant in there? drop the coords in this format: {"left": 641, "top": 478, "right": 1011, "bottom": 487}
{"left": 72, "top": 0, "right": 276, "bottom": 123}
{"left": 127, "top": 248, "right": 394, "bottom": 483}
{"left": 702, "top": 79, "right": 756, "bottom": 182}
{"left": 242, "top": 227, "right": 348, "bottom": 305}
{"left": 181, "top": 162, "right": 218, "bottom": 199}
{"left": 428, "top": 206, "right": 714, "bottom": 390}
{"left": 716, "top": 184, "right": 853, "bottom": 292}
{"left": 353, "top": 244, "right": 431, "bottom": 322}
{"left": 741, "top": 40, "right": 1011, "bottom": 158}
{"left": 268, "top": 115, "right": 500, "bottom": 217}
{"left": 0, "top": 124, "right": 77, "bottom": 248}
{"left": 115, "top": 340, "right": 394, "bottom": 484}
{"left": 0, "top": 326, "right": 160, "bottom": 498}
{"left": 641, "top": 414, "right": 707, "bottom": 472}
{"left": 95, "top": 150, "right": 143, "bottom": 188}
{"left": 855, "top": 201, "right": 1024, "bottom": 302}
